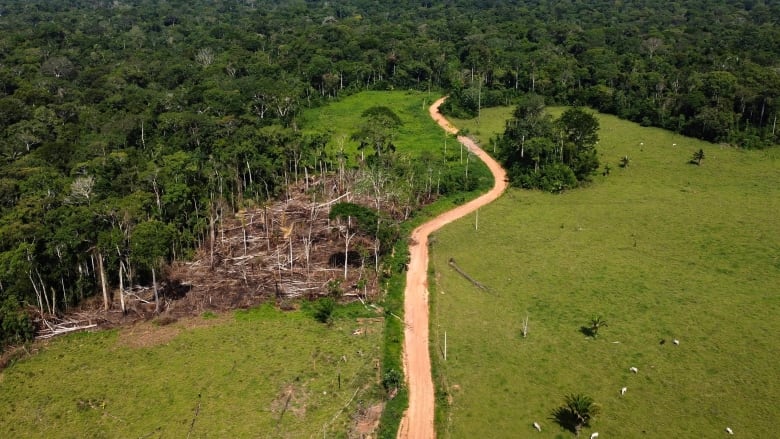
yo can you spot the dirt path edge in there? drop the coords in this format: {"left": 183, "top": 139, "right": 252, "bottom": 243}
{"left": 397, "top": 97, "right": 508, "bottom": 439}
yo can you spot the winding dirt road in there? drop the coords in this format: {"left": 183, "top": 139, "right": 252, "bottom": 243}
{"left": 396, "top": 98, "right": 508, "bottom": 439}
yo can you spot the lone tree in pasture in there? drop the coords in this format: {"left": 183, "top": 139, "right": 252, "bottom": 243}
{"left": 690, "top": 148, "right": 705, "bottom": 165}
{"left": 352, "top": 106, "right": 402, "bottom": 161}
{"left": 552, "top": 393, "right": 600, "bottom": 437}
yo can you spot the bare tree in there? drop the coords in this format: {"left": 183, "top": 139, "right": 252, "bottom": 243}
{"left": 195, "top": 48, "right": 215, "bottom": 67}
{"left": 642, "top": 37, "right": 663, "bottom": 59}
{"left": 41, "top": 56, "right": 75, "bottom": 79}
{"left": 69, "top": 176, "right": 95, "bottom": 205}
{"left": 96, "top": 250, "right": 110, "bottom": 310}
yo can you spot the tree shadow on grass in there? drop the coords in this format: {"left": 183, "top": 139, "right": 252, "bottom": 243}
{"left": 551, "top": 405, "right": 580, "bottom": 436}
{"left": 550, "top": 394, "right": 599, "bottom": 437}
{"left": 579, "top": 326, "right": 596, "bottom": 337}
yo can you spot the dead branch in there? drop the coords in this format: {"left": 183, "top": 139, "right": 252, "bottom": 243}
{"left": 186, "top": 393, "right": 202, "bottom": 439}
{"left": 58, "top": 175, "right": 400, "bottom": 327}
{"left": 316, "top": 191, "right": 351, "bottom": 209}
{"left": 37, "top": 323, "right": 98, "bottom": 339}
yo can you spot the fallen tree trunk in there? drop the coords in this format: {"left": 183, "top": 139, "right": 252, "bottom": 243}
{"left": 37, "top": 323, "right": 98, "bottom": 339}
{"left": 448, "top": 258, "right": 490, "bottom": 291}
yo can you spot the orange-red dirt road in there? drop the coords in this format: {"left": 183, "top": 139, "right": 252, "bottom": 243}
{"left": 396, "top": 97, "right": 507, "bottom": 439}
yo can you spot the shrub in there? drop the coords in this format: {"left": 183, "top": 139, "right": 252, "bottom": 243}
{"left": 313, "top": 298, "right": 336, "bottom": 324}
{"left": 382, "top": 368, "right": 402, "bottom": 393}
{"left": 327, "top": 279, "right": 344, "bottom": 298}
{"left": 1, "top": 296, "right": 34, "bottom": 350}
{"left": 552, "top": 393, "right": 600, "bottom": 436}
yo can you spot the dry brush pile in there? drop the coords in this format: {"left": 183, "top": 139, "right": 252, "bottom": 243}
{"left": 151, "top": 175, "right": 390, "bottom": 319}
{"left": 46, "top": 163, "right": 419, "bottom": 332}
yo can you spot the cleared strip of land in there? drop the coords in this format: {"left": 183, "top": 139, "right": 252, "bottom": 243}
{"left": 397, "top": 98, "right": 507, "bottom": 439}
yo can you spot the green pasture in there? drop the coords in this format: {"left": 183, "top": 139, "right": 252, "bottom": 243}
{"left": 0, "top": 305, "right": 383, "bottom": 438}
{"left": 431, "top": 110, "right": 780, "bottom": 437}
{"left": 301, "top": 90, "right": 454, "bottom": 159}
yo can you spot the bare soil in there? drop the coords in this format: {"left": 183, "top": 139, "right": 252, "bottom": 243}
{"left": 353, "top": 402, "right": 385, "bottom": 437}
{"left": 115, "top": 312, "right": 232, "bottom": 349}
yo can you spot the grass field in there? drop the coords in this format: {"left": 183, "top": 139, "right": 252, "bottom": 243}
{"left": 432, "top": 109, "right": 780, "bottom": 437}
{"left": 301, "top": 90, "right": 453, "bottom": 160}
{"left": 0, "top": 305, "right": 384, "bottom": 438}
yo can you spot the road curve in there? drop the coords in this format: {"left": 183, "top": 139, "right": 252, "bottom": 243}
{"left": 396, "top": 97, "right": 508, "bottom": 439}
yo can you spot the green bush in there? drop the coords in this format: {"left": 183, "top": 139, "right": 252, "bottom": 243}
{"left": 326, "top": 278, "right": 344, "bottom": 298}
{"left": 516, "top": 163, "right": 578, "bottom": 192}
{"left": 382, "top": 368, "right": 402, "bottom": 392}
{"left": 1, "top": 295, "right": 34, "bottom": 349}
{"left": 312, "top": 298, "right": 336, "bottom": 324}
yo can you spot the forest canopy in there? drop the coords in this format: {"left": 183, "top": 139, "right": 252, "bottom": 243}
{"left": 1, "top": 0, "right": 779, "bottom": 346}
{"left": 496, "top": 97, "right": 600, "bottom": 191}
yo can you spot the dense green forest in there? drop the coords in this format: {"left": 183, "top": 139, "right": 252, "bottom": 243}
{"left": 1, "top": 0, "right": 779, "bottom": 347}
{"left": 496, "top": 96, "right": 601, "bottom": 191}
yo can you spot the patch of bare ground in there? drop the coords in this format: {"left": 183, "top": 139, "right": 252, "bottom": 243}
{"left": 115, "top": 312, "right": 231, "bottom": 349}
{"left": 271, "top": 383, "right": 310, "bottom": 421}
{"left": 352, "top": 402, "right": 385, "bottom": 438}
{"left": 353, "top": 317, "right": 385, "bottom": 336}
{"left": 0, "top": 341, "right": 52, "bottom": 373}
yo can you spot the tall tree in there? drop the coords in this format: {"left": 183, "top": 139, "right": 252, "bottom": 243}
{"left": 556, "top": 107, "right": 600, "bottom": 180}
{"left": 130, "top": 220, "right": 174, "bottom": 313}
{"left": 351, "top": 106, "right": 403, "bottom": 160}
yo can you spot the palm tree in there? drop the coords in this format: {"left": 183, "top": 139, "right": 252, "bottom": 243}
{"left": 589, "top": 316, "right": 608, "bottom": 338}
{"left": 552, "top": 393, "right": 600, "bottom": 436}
{"left": 691, "top": 148, "right": 705, "bottom": 165}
